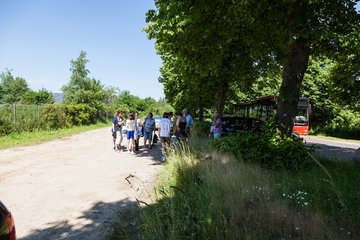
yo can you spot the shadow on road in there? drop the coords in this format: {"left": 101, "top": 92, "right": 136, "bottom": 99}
{"left": 20, "top": 199, "right": 137, "bottom": 240}
{"left": 133, "top": 142, "right": 164, "bottom": 165}
{"left": 308, "top": 143, "right": 355, "bottom": 161}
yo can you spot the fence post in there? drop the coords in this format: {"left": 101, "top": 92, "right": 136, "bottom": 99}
{"left": 37, "top": 105, "right": 40, "bottom": 121}
{"left": 13, "top": 104, "right": 16, "bottom": 125}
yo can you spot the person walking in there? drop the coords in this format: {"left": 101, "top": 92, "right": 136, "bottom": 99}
{"left": 183, "top": 109, "right": 194, "bottom": 136}
{"left": 125, "top": 113, "right": 136, "bottom": 154}
{"left": 112, "top": 110, "right": 124, "bottom": 152}
{"left": 134, "top": 112, "right": 143, "bottom": 151}
{"left": 212, "top": 113, "right": 223, "bottom": 139}
{"left": 158, "top": 112, "right": 173, "bottom": 161}
{"left": 175, "top": 111, "right": 187, "bottom": 141}
{"left": 143, "top": 112, "right": 155, "bottom": 149}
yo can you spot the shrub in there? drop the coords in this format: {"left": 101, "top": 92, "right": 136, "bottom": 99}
{"left": 140, "top": 143, "right": 349, "bottom": 239}
{"left": 210, "top": 121, "right": 314, "bottom": 170}
{"left": 41, "top": 104, "right": 68, "bottom": 129}
{"left": 192, "top": 120, "right": 212, "bottom": 137}
{"left": 65, "top": 104, "right": 96, "bottom": 125}
{"left": 321, "top": 109, "right": 360, "bottom": 140}
{"left": 0, "top": 103, "right": 105, "bottom": 136}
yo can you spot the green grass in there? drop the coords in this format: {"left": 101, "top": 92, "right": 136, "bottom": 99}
{"left": 136, "top": 140, "right": 360, "bottom": 240}
{"left": 275, "top": 157, "right": 360, "bottom": 235}
{"left": 0, "top": 121, "right": 111, "bottom": 149}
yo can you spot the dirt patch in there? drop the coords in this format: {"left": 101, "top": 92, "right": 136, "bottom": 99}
{"left": 0, "top": 127, "right": 163, "bottom": 240}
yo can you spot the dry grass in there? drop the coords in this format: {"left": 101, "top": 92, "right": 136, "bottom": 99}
{"left": 139, "top": 140, "right": 358, "bottom": 239}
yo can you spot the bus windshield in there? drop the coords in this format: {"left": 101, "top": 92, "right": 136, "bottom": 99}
{"left": 294, "top": 108, "right": 308, "bottom": 125}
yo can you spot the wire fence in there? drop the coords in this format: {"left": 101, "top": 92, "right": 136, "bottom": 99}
{"left": 0, "top": 104, "right": 108, "bottom": 136}
{"left": 0, "top": 104, "right": 55, "bottom": 125}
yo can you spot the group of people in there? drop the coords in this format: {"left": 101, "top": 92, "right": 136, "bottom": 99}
{"left": 111, "top": 109, "right": 194, "bottom": 161}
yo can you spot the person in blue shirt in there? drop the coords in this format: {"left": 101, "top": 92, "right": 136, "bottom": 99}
{"left": 143, "top": 112, "right": 155, "bottom": 149}
{"left": 112, "top": 110, "right": 124, "bottom": 151}
{"left": 183, "top": 108, "right": 194, "bottom": 136}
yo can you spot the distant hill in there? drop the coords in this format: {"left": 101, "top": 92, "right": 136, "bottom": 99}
{"left": 53, "top": 93, "right": 64, "bottom": 103}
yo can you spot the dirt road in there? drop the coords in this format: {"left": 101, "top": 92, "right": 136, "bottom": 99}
{"left": 0, "top": 127, "right": 163, "bottom": 240}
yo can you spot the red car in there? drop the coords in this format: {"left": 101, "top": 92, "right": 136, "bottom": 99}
{"left": 0, "top": 201, "right": 16, "bottom": 240}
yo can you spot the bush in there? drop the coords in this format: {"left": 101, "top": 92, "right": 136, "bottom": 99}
{"left": 65, "top": 104, "right": 96, "bottom": 125}
{"left": 192, "top": 120, "right": 212, "bottom": 137}
{"left": 210, "top": 121, "right": 314, "bottom": 170}
{"left": 0, "top": 103, "right": 105, "bottom": 136}
{"left": 41, "top": 104, "right": 68, "bottom": 129}
{"left": 140, "top": 143, "right": 352, "bottom": 239}
{"left": 320, "top": 109, "right": 360, "bottom": 140}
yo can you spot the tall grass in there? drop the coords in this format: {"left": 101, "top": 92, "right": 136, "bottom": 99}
{"left": 139, "top": 140, "right": 358, "bottom": 239}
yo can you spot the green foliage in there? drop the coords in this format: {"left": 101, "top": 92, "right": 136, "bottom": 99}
{"left": 41, "top": 104, "right": 68, "bottom": 129}
{"left": 276, "top": 159, "right": 360, "bottom": 235}
{"left": 140, "top": 141, "right": 359, "bottom": 239}
{"left": 0, "top": 121, "right": 110, "bottom": 150}
{"left": 0, "top": 103, "right": 104, "bottom": 136}
{"left": 192, "top": 120, "right": 212, "bottom": 137}
{"left": 0, "top": 70, "right": 30, "bottom": 104}
{"left": 65, "top": 104, "right": 96, "bottom": 126}
{"left": 109, "top": 91, "right": 174, "bottom": 118}
{"left": 210, "top": 121, "right": 313, "bottom": 170}
{"left": 62, "top": 51, "right": 111, "bottom": 113}
{"left": 21, "top": 88, "right": 55, "bottom": 104}
{"left": 145, "top": 0, "right": 261, "bottom": 114}
{"left": 146, "top": 0, "right": 359, "bottom": 136}
{"left": 321, "top": 109, "right": 360, "bottom": 139}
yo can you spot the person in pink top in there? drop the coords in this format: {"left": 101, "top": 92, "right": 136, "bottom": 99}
{"left": 212, "top": 113, "right": 223, "bottom": 139}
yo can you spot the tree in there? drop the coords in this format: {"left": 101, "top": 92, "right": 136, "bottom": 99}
{"left": 61, "top": 51, "right": 111, "bottom": 113}
{"left": 0, "top": 70, "right": 30, "bottom": 104}
{"left": 238, "top": 0, "right": 359, "bottom": 136}
{"left": 21, "top": 88, "right": 55, "bottom": 104}
{"left": 146, "top": 0, "right": 359, "bottom": 136}
{"left": 145, "top": 0, "right": 261, "bottom": 115}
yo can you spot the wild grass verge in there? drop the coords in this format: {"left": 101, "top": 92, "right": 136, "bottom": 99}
{"left": 137, "top": 140, "right": 360, "bottom": 239}
{"left": 0, "top": 120, "right": 111, "bottom": 149}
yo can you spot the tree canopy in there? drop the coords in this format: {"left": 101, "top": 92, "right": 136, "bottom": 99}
{"left": 0, "top": 70, "right": 30, "bottom": 104}
{"left": 62, "top": 51, "right": 113, "bottom": 113}
{"left": 146, "top": 0, "right": 360, "bottom": 136}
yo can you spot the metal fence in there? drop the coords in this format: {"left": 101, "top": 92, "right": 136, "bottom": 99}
{"left": 0, "top": 104, "right": 62, "bottom": 125}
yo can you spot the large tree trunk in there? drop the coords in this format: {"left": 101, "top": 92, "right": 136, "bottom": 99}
{"left": 277, "top": 1, "right": 310, "bottom": 137}
{"left": 277, "top": 38, "right": 310, "bottom": 136}
{"left": 217, "top": 79, "right": 229, "bottom": 115}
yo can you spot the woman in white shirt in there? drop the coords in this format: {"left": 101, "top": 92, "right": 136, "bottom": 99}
{"left": 126, "top": 113, "right": 136, "bottom": 153}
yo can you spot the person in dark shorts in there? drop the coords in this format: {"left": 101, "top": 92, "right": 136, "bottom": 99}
{"left": 134, "top": 112, "right": 143, "bottom": 151}
{"left": 176, "top": 111, "right": 187, "bottom": 141}
{"left": 143, "top": 112, "right": 155, "bottom": 149}
{"left": 158, "top": 112, "right": 173, "bottom": 161}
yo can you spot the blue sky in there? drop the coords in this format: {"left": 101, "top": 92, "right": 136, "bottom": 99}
{"left": 1, "top": 2, "right": 359, "bottom": 100}
{"left": 0, "top": 0, "right": 164, "bottom": 99}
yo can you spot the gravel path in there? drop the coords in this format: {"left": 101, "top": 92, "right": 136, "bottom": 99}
{"left": 0, "top": 127, "right": 163, "bottom": 240}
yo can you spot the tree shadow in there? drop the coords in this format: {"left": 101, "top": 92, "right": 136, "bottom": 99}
{"left": 307, "top": 142, "right": 356, "bottom": 161}
{"left": 20, "top": 198, "right": 137, "bottom": 240}
{"left": 133, "top": 142, "right": 164, "bottom": 165}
